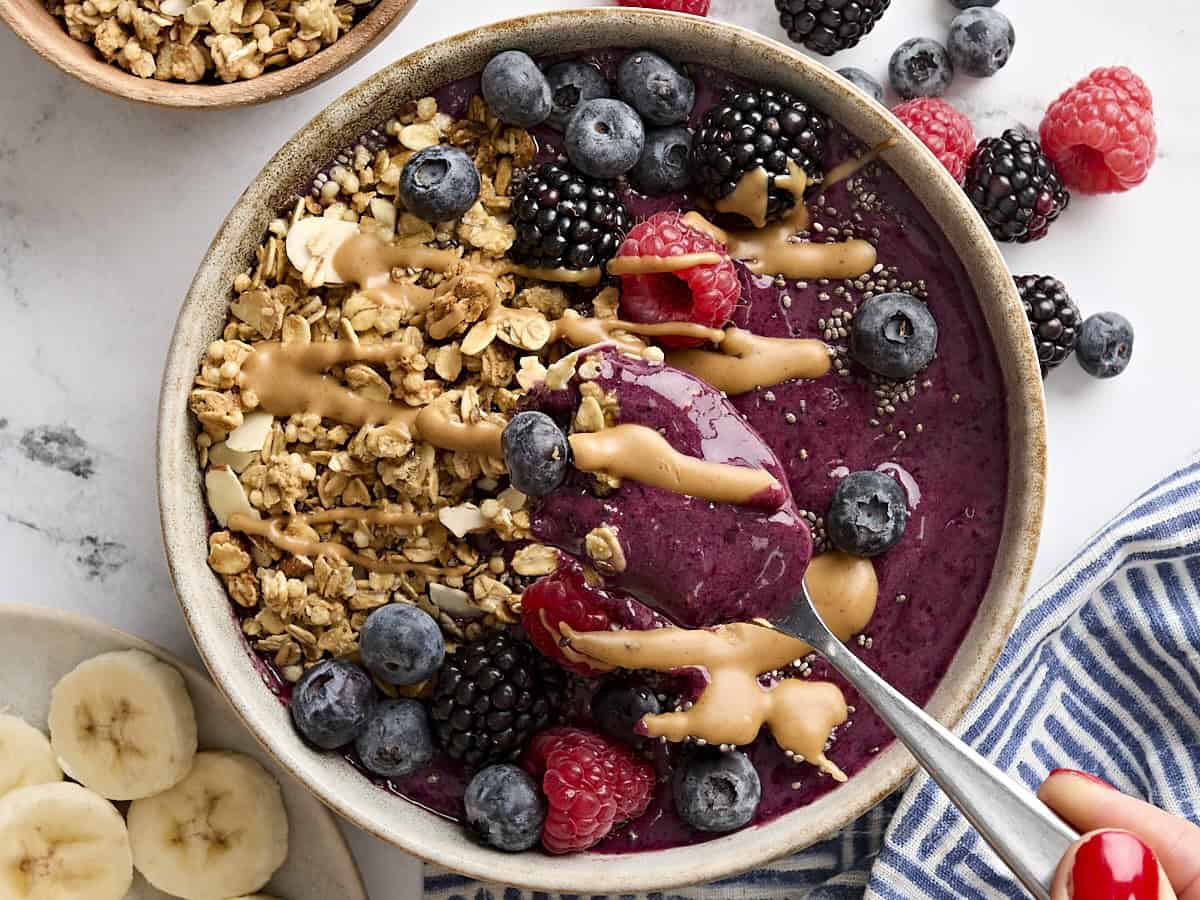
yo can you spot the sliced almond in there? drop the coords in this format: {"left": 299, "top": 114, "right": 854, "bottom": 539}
{"left": 209, "top": 441, "right": 255, "bottom": 474}
{"left": 160, "top": 0, "right": 188, "bottom": 15}
{"left": 429, "top": 583, "right": 482, "bottom": 619}
{"left": 225, "top": 411, "right": 274, "bottom": 453}
{"left": 205, "top": 466, "right": 259, "bottom": 527}
{"left": 461, "top": 319, "right": 498, "bottom": 356}
{"left": 438, "top": 503, "right": 486, "bottom": 539}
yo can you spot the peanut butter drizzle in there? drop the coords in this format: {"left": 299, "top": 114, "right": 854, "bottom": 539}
{"left": 551, "top": 308, "right": 726, "bottom": 352}
{"left": 605, "top": 252, "right": 726, "bottom": 276}
{"left": 816, "top": 137, "right": 899, "bottom": 196}
{"left": 561, "top": 552, "right": 878, "bottom": 779}
{"left": 552, "top": 312, "right": 829, "bottom": 394}
{"left": 569, "top": 424, "right": 782, "bottom": 507}
{"left": 237, "top": 340, "right": 504, "bottom": 456}
{"left": 714, "top": 167, "right": 771, "bottom": 228}
{"left": 505, "top": 262, "right": 602, "bottom": 287}
{"left": 683, "top": 159, "right": 877, "bottom": 281}
{"left": 667, "top": 328, "right": 831, "bottom": 394}
{"left": 327, "top": 227, "right": 602, "bottom": 307}
{"left": 227, "top": 510, "right": 463, "bottom": 576}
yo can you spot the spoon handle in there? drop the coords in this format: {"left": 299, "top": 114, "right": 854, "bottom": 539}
{"left": 812, "top": 629, "right": 1077, "bottom": 899}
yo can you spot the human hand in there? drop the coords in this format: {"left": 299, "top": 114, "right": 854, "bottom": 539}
{"left": 1039, "top": 768, "right": 1200, "bottom": 899}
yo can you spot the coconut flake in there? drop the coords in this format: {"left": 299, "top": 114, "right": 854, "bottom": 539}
{"left": 206, "top": 466, "right": 259, "bottom": 527}
{"left": 438, "top": 503, "right": 486, "bottom": 539}
{"left": 209, "top": 441, "right": 255, "bottom": 473}
{"left": 429, "top": 583, "right": 482, "bottom": 618}
{"left": 225, "top": 411, "right": 274, "bottom": 453}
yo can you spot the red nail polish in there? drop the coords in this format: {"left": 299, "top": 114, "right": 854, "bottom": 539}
{"left": 1069, "top": 831, "right": 1159, "bottom": 900}
{"left": 1050, "top": 768, "right": 1114, "bottom": 790}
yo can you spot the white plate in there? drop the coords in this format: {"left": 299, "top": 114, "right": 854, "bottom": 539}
{"left": 0, "top": 603, "right": 368, "bottom": 900}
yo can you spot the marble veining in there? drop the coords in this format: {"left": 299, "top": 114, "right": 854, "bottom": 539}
{"left": 1, "top": 0, "right": 1198, "bottom": 895}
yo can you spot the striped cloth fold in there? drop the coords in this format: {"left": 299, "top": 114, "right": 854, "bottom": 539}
{"left": 426, "top": 453, "right": 1200, "bottom": 900}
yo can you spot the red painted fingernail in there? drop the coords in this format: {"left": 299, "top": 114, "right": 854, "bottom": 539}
{"left": 1069, "top": 831, "right": 1159, "bottom": 900}
{"left": 1050, "top": 768, "right": 1114, "bottom": 790}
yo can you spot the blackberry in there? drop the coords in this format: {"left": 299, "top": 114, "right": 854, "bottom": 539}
{"left": 511, "top": 161, "right": 630, "bottom": 271}
{"left": 429, "top": 631, "right": 564, "bottom": 768}
{"left": 964, "top": 129, "right": 1069, "bottom": 243}
{"left": 689, "top": 88, "right": 828, "bottom": 224}
{"left": 776, "top": 0, "right": 892, "bottom": 56}
{"left": 1016, "top": 275, "right": 1081, "bottom": 376}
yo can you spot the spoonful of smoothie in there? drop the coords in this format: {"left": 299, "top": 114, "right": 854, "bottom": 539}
{"left": 765, "top": 581, "right": 1079, "bottom": 900}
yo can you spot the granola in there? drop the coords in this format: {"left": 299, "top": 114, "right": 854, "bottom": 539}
{"left": 191, "top": 94, "right": 590, "bottom": 680}
{"left": 47, "top": 0, "right": 377, "bottom": 83}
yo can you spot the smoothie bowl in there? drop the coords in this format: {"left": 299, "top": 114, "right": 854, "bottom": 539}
{"left": 158, "top": 9, "right": 1046, "bottom": 892}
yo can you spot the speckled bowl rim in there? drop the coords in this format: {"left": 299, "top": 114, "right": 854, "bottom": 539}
{"left": 158, "top": 9, "right": 1046, "bottom": 892}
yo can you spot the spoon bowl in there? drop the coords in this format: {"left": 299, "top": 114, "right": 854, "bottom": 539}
{"left": 768, "top": 579, "right": 1077, "bottom": 900}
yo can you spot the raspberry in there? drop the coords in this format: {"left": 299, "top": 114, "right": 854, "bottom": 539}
{"left": 892, "top": 98, "right": 975, "bottom": 183}
{"left": 523, "top": 726, "right": 656, "bottom": 853}
{"left": 615, "top": 212, "right": 740, "bottom": 347}
{"left": 1039, "top": 66, "right": 1156, "bottom": 195}
{"left": 522, "top": 557, "right": 666, "bottom": 676}
{"left": 617, "top": 0, "right": 709, "bottom": 15}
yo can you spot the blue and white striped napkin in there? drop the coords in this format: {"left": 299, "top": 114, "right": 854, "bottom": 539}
{"left": 426, "top": 453, "right": 1200, "bottom": 900}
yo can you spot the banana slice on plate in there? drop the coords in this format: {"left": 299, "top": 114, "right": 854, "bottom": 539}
{"left": 0, "top": 714, "right": 62, "bottom": 797}
{"left": 128, "top": 751, "right": 289, "bottom": 900}
{"left": 0, "top": 781, "right": 133, "bottom": 900}
{"left": 48, "top": 649, "right": 198, "bottom": 801}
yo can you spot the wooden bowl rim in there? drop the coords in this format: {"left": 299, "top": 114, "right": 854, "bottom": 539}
{"left": 0, "top": 0, "right": 418, "bottom": 108}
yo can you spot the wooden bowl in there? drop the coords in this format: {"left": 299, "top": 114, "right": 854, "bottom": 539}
{"left": 0, "top": 0, "right": 417, "bottom": 108}
{"left": 159, "top": 9, "right": 1047, "bottom": 892}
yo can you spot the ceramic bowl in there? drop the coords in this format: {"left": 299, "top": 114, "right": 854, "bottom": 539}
{"left": 0, "top": 0, "right": 416, "bottom": 108}
{"left": 0, "top": 603, "right": 367, "bottom": 899}
{"left": 158, "top": 9, "right": 1046, "bottom": 892}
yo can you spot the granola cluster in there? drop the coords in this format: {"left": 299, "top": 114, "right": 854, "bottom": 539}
{"left": 190, "top": 93, "right": 607, "bottom": 689}
{"left": 48, "top": 0, "right": 374, "bottom": 83}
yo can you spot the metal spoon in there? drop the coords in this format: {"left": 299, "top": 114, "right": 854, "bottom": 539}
{"left": 769, "top": 580, "right": 1078, "bottom": 900}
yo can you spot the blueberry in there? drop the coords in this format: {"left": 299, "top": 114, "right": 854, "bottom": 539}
{"left": 889, "top": 38, "right": 955, "bottom": 99}
{"left": 592, "top": 681, "right": 661, "bottom": 745}
{"left": 951, "top": 0, "right": 999, "bottom": 7}
{"left": 850, "top": 292, "right": 939, "bottom": 379}
{"left": 565, "top": 98, "right": 646, "bottom": 179}
{"left": 399, "top": 146, "right": 481, "bottom": 222}
{"left": 501, "top": 411, "right": 570, "bottom": 496}
{"left": 464, "top": 763, "right": 545, "bottom": 852}
{"left": 481, "top": 50, "right": 552, "bottom": 128}
{"left": 947, "top": 8, "right": 1014, "bottom": 77}
{"left": 617, "top": 50, "right": 694, "bottom": 127}
{"left": 545, "top": 60, "right": 611, "bottom": 131}
{"left": 672, "top": 750, "right": 761, "bottom": 833}
{"left": 291, "top": 660, "right": 376, "bottom": 750}
{"left": 836, "top": 67, "right": 884, "bottom": 104}
{"left": 827, "top": 470, "right": 909, "bottom": 557}
{"left": 359, "top": 603, "right": 445, "bottom": 686}
{"left": 354, "top": 699, "right": 434, "bottom": 778}
{"left": 630, "top": 126, "right": 692, "bottom": 195}
{"left": 1076, "top": 312, "right": 1134, "bottom": 379}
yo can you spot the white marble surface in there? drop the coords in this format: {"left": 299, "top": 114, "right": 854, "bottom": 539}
{"left": 1, "top": 0, "right": 1198, "bottom": 896}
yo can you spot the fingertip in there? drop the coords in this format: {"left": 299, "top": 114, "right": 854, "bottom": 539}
{"left": 1051, "top": 829, "right": 1174, "bottom": 900}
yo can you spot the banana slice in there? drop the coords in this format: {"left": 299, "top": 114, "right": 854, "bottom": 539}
{"left": 0, "top": 781, "right": 133, "bottom": 900}
{"left": 0, "top": 714, "right": 62, "bottom": 797}
{"left": 48, "top": 649, "right": 198, "bottom": 801}
{"left": 127, "top": 751, "right": 289, "bottom": 900}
